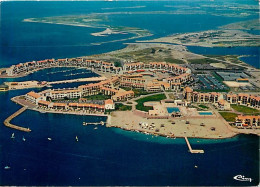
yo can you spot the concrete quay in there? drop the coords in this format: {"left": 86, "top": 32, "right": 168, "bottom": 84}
{"left": 4, "top": 106, "right": 31, "bottom": 132}
{"left": 48, "top": 76, "right": 107, "bottom": 85}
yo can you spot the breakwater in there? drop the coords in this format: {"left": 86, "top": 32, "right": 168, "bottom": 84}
{"left": 3, "top": 106, "right": 31, "bottom": 132}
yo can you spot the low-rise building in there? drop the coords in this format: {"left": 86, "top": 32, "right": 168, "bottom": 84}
{"left": 105, "top": 99, "right": 115, "bottom": 110}
{"left": 49, "top": 89, "right": 81, "bottom": 100}
{"left": 38, "top": 100, "right": 52, "bottom": 108}
{"left": 112, "top": 90, "right": 134, "bottom": 101}
{"left": 226, "top": 93, "right": 260, "bottom": 109}
{"left": 235, "top": 116, "right": 260, "bottom": 128}
{"left": 26, "top": 91, "right": 44, "bottom": 104}
{"left": 216, "top": 99, "right": 230, "bottom": 110}
{"left": 146, "top": 81, "right": 162, "bottom": 92}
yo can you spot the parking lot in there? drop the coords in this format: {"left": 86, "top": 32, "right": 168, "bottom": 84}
{"left": 194, "top": 74, "right": 228, "bottom": 90}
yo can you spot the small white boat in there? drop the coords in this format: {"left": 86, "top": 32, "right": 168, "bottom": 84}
{"left": 11, "top": 133, "right": 15, "bottom": 139}
{"left": 22, "top": 136, "right": 26, "bottom": 141}
{"left": 47, "top": 138, "right": 52, "bottom": 141}
{"left": 83, "top": 122, "right": 86, "bottom": 125}
{"left": 75, "top": 136, "right": 79, "bottom": 142}
{"left": 94, "top": 127, "right": 98, "bottom": 130}
{"left": 4, "top": 166, "right": 11, "bottom": 170}
{"left": 194, "top": 165, "right": 198, "bottom": 168}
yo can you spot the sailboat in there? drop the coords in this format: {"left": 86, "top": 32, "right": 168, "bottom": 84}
{"left": 22, "top": 136, "right": 26, "bottom": 141}
{"left": 11, "top": 133, "right": 15, "bottom": 139}
{"left": 75, "top": 136, "right": 79, "bottom": 142}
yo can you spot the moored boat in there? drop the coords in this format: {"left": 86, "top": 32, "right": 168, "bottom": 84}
{"left": 4, "top": 166, "right": 11, "bottom": 170}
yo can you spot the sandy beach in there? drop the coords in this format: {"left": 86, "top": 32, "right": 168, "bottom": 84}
{"left": 108, "top": 111, "right": 237, "bottom": 139}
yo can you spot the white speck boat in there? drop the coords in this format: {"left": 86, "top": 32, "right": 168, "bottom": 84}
{"left": 11, "top": 133, "right": 15, "bottom": 139}
{"left": 22, "top": 136, "right": 26, "bottom": 141}
{"left": 48, "top": 138, "right": 52, "bottom": 141}
{"left": 75, "top": 136, "right": 79, "bottom": 142}
{"left": 94, "top": 127, "right": 98, "bottom": 130}
{"left": 4, "top": 166, "right": 11, "bottom": 170}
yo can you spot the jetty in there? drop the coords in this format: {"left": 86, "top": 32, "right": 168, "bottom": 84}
{"left": 4, "top": 106, "right": 31, "bottom": 132}
{"left": 184, "top": 137, "right": 204, "bottom": 154}
{"left": 83, "top": 121, "right": 106, "bottom": 126}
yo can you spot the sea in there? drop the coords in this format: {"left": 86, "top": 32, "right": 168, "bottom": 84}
{"left": 0, "top": 1, "right": 259, "bottom": 186}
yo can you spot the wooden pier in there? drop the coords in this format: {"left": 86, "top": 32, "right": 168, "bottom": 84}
{"left": 184, "top": 137, "right": 204, "bottom": 154}
{"left": 4, "top": 106, "right": 31, "bottom": 132}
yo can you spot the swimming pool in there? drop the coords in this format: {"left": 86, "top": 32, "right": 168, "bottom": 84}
{"left": 199, "top": 111, "right": 213, "bottom": 115}
{"left": 167, "top": 107, "right": 180, "bottom": 113}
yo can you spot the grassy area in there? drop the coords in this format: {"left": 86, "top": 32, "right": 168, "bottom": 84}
{"left": 164, "top": 58, "right": 184, "bottom": 64}
{"left": 231, "top": 104, "right": 260, "bottom": 115}
{"left": 198, "top": 104, "right": 209, "bottom": 109}
{"left": 219, "top": 112, "right": 238, "bottom": 122}
{"left": 114, "top": 61, "right": 122, "bottom": 67}
{"left": 188, "top": 58, "right": 219, "bottom": 64}
{"left": 136, "top": 94, "right": 166, "bottom": 112}
{"left": 83, "top": 94, "right": 111, "bottom": 100}
{"left": 119, "top": 87, "right": 153, "bottom": 97}
{"left": 115, "top": 103, "right": 132, "bottom": 111}
{"left": 204, "top": 55, "right": 226, "bottom": 61}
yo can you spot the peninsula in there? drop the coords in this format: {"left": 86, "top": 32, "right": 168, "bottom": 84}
{"left": 138, "top": 19, "right": 260, "bottom": 47}
{"left": 1, "top": 56, "right": 259, "bottom": 140}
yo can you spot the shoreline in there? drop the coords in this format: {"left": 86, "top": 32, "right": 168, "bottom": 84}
{"left": 10, "top": 96, "right": 246, "bottom": 140}
{"left": 108, "top": 124, "right": 239, "bottom": 140}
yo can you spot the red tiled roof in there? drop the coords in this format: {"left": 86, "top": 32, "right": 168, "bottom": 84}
{"left": 27, "top": 91, "right": 41, "bottom": 99}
